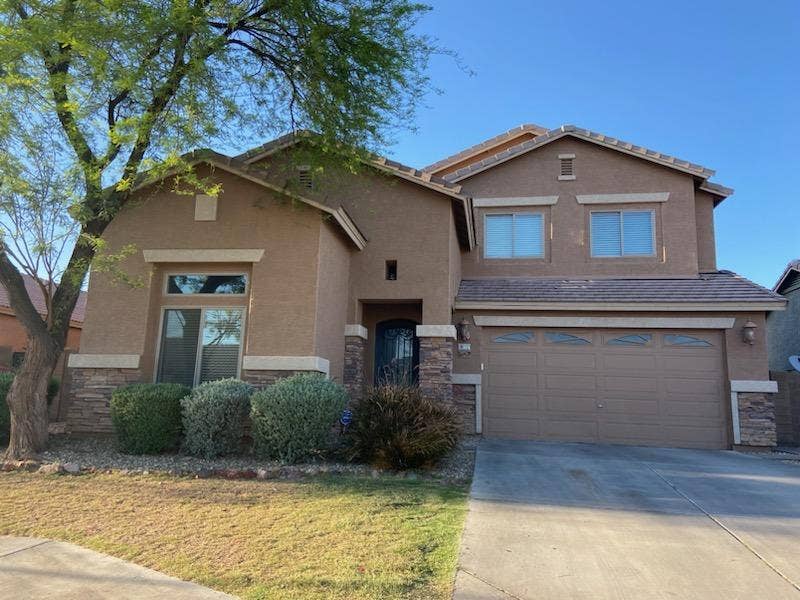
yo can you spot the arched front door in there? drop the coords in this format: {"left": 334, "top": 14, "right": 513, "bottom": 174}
{"left": 374, "top": 319, "right": 419, "bottom": 385}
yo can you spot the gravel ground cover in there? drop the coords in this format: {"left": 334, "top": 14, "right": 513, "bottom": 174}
{"left": 4, "top": 434, "right": 478, "bottom": 483}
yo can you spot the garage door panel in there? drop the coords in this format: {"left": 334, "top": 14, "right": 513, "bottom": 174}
{"left": 601, "top": 376, "right": 659, "bottom": 393}
{"left": 542, "top": 419, "right": 597, "bottom": 441}
{"left": 601, "top": 397, "right": 659, "bottom": 415}
{"left": 544, "top": 374, "right": 596, "bottom": 391}
{"left": 486, "top": 372, "right": 537, "bottom": 391}
{"left": 483, "top": 328, "right": 727, "bottom": 449}
{"left": 664, "top": 377, "right": 721, "bottom": 395}
{"left": 661, "top": 355, "right": 720, "bottom": 372}
{"left": 543, "top": 394, "right": 597, "bottom": 413}
{"left": 601, "top": 354, "right": 658, "bottom": 371}
{"left": 543, "top": 352, "right": 597, "bottom": 369}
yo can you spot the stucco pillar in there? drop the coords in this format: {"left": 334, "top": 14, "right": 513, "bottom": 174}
{"left": 343, "top": 325, "right": 368, "bottom": 403}
{"left": 416, "top": 325, "right": 456, "bottom": 404}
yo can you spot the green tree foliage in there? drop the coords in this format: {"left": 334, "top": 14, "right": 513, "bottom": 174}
{"left": 0, "top": 0, "right": 436, "bottom": 459}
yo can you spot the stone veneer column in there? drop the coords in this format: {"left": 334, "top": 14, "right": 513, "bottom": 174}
{"left": 737, "top": 392, "right": 778, "bottom": 447}
{"left": 66, "top": 367, "right": 142, "bottom": 434}
{"left": 416, "top": 325, "right": 456, "bottom": 404}
{"left": 452, "top": 383, "right": 476, "bottom": 434}
{"left": 343, "top": 325, "right": 368, "bottom": 403}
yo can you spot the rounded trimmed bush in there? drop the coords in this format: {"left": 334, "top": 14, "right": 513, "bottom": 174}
{"left": 250, "top": 373, "right": 348, "bottom": 463}
{"left": 110, "top": 383, "right": 189, "bottom": 454}
{"left": 181, "top": 378, "right": 253, "bottom": 458}
{"left": 349, "top": 385, "right": 461, "bottom": 470}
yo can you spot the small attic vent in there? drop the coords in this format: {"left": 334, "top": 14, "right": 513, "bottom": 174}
{"left": 558, "top": 154, "right": 575, "bottom": 180}
{"left": 297, "top": 166, "right": 313, "bottom": 190}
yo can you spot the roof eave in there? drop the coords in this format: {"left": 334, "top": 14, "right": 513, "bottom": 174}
{"left": 454, "top": 300, "right": 787, "bottom": 312}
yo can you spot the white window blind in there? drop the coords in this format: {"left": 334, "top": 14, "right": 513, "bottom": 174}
{"left": 485, "top": 213, "right": 544, "bottom": 258}
{"left": 157, "top": 308, "right": 243, "bottom": 386}
{"left": 591, "top": 210, "right": 654, "bottom": 257}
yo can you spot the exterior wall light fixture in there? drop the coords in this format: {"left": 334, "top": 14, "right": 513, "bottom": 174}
{"left": 742, "top": 320, "right": 757, "bottom": 345}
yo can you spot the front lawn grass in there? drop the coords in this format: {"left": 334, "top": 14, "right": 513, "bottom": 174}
{"left": 0, "top": 472, "right": 467, "bottom": 599}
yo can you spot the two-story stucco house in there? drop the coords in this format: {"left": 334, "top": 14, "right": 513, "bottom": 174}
{"left": 66, "top": 124, "right": 786, "bottom": 449}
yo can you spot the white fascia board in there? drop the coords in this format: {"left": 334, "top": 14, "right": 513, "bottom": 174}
{"left": 143, "top": 249, "right": 265, "bottom": 263}
{"left": 242, "top": 355, "right": 330, "bottom": 376}
{"left": 472, "top": 316, "right": 736, "bottom": 329}
{"left": 416, "top": 325, "right": 457, "bottom": 339}
{"left": 68, "top": 354, "right": 141, "bottom": 369}
{"left": 473, "top": 196, "right": 559, "bottom": 208}
{"left": 576, "top": 192, "right": 670, "bottom": 204}
{"left": 730, "top": 380, "right": 779, "bottom": 393}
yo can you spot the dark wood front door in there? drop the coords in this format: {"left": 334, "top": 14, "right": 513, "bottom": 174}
{"left": 375, "top": 319, "right": 419, "bottom": 385}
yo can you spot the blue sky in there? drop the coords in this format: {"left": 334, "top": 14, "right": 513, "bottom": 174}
{"left": 385, "top": 0, "right": 799, "bottom": 288}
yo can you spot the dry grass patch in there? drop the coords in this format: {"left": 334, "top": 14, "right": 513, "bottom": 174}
{"left": 0, "top": 471, "right": 467, "bottom": 599}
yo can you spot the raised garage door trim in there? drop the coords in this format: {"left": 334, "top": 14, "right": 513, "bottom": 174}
{"left": 482, "top": 328, "right": 728, "bottom": 449}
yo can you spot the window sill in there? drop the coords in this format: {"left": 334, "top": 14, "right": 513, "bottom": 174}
{"left": 558, "top": 175, "right": 576, "bottom": 181}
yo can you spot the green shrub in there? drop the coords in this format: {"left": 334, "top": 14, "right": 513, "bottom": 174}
{"left": 110, "top": 383, "right": 189, "bottom": 454}
{"left": 349, "top": 385, "right": 461, "bottom": 470}
{"left": 250, "top": 373, "right": 348, "bottom": 463}
{"left": 0, "top": 372, "right": 13, "bottom": 444}
{"left": 181, "top": 379, "right": 253, "bottom": 458}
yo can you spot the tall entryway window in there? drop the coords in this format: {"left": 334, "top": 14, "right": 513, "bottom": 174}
{"left": 156, "top": 308, "right": 244, "bottom": 387}
{"left": 375, "top": 319, "right": 419, "bottom": 385}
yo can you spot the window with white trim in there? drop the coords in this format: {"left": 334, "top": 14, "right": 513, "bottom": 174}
{"left": 156, "top": 308, "right": 244, "bottom": 387}
{"left": 485, "top": 213, "right": 544, "bottom": 258}
{"left": 590, "top": 210, "right": 655, "bottom": 257}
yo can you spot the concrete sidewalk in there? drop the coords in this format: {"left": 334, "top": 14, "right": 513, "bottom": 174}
{"left": 0, "top": 537, "right": 233, "bottom": 599}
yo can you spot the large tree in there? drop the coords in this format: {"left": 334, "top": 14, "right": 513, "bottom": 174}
{"left": 0, "top": 0, "right": 435, "bottom": 460}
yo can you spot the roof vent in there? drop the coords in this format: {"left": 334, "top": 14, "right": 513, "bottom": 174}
{"left": 558, "top": 154, "right": 575, "bottom": 180}
{"left": 297, "top": 166, "right": 313, "bottom": 190}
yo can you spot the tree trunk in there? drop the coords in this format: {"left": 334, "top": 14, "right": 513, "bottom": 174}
{"left": 4, "top": 334, "right": 60, "bottom": 460}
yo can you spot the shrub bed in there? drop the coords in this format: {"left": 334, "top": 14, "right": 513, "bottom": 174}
{"left": 181, "top": 379, "right": 253, "bottom": 458}
{"left": 250, "top": 373, "right": 348, "bottom": 463}
{"left": 110, "top": 383, "right": 189, "bottom": 454}
{"left": 349, "top": 385, "right": 461, "bottom": 470}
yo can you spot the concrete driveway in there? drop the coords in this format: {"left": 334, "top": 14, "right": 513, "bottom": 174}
{"left": 455, "top": 440, "right": 800, "bottom": 599}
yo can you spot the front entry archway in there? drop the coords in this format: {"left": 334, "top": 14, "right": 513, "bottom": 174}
{"left": 374, "top": 319, "right": 419, "bottom": 385}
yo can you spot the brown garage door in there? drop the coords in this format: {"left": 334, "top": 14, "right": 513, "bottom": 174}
{"left": 483, "top": 328, "right": 729, "bottom": 449}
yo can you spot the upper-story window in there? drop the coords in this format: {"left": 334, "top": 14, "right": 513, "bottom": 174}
{"left": 485, "top": 213, "right": 544, "bottom": 259}
{"left": 166, "top": 274, "right": 247, "bottom": 295}
{"left": 590, "top": 210, "right": 655, "bottom": 257}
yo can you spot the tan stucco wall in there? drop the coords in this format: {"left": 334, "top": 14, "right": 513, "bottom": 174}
{"left": 252, "top": 151, "right": 457, "bottom": 325}
{"left": 79, "top": 167, "right": 330, "bottom": 376}
{"left": 313, "top": 220, "right": 352, "bottom": 382}
{"left": 457, "top": 138, "right": 701, "bottom": 278}
{"left": 695, "top": 191, "right": 718, "bottom": 271}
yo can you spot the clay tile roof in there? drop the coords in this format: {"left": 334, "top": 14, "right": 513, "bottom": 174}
{"left": 442, "top": 124, "right": 721, "bottom": 184}
{"left": 422, "top": 123, "right": 548, "bottom": 174}
{"left": 0, "top": 274, "right": 87, "bottom": 325}
{"left": 456, "top": 271, "right": 785, "bottom": 305}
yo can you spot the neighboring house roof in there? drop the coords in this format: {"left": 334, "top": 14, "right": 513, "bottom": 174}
{"left": 133, "top": 149, "right": 367, "bottom": 250}
{"left": 433, "top": 124, "right": 733, "bottom": 201}
{"left": 234, "top": 131, "right": 475, "bottom": 250}
{"left": 422, "top": 123, "right": 548, "bottom": 175}
{"left": 773, "top": 259, "right": 800, "bottom": 293}
{"left": 0, "top": 274, "right": 87, "bottom": 326}
{"left": 455, "top": 271, "right": 785, "bottom": 310}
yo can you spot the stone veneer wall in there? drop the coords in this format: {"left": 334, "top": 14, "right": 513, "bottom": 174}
{"left": 452, "top": 383, "right": 476, "bottom": 434}
{"left": 770, "top": 371, "right": 800, "bottom": 446}
{"left": 66, "top": 367, "right": 142, "bottom": 434}
{"left": 737, "top": 392, "right": 778, "bottom": 447}
{"left": 343, "top": 336, "right": 367, "bottom": 403}
{"left": 418, "top": 337, "right": 453, "bottom": 404}
{"left": 241, "top": 370, "right": 318, "bottom": 389}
